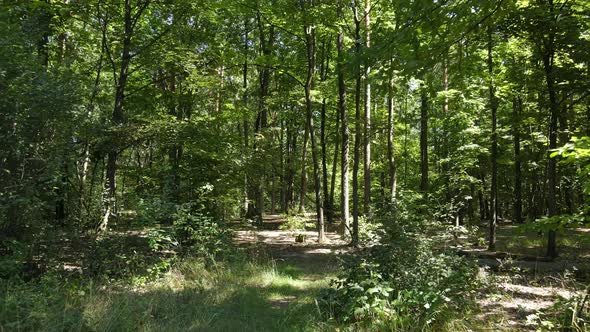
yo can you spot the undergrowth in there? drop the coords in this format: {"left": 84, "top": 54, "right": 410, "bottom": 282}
{"left": 0, "top": 253, "right": 335, "bottom": 332}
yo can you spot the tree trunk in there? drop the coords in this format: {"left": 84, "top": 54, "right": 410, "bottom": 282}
{"left": 541, "top": 4, "right": 558, "bottom": 258}
{"left": 299, "top": 122, "right": 309, "bottom": 213}
{"left": 513, "top": 96, "right": 523, "bottom": 224}
{"left": 254, "top": 12, "right": 275, "bottom": 222}
{"left": 242, "top": 18, "right": 250, "bottom": 217}
{"left": 363, "top": 0, "right": 371, "bottom": 217}
{"left": 100, "top": 0, "right": 135, "bottom": 233}
{"left": 329, "top": 112, "right": 340, "bottom": 224}
{"left": 419, "top": 82, "right": 429, "bottom": 194}
{"left": 387, "top": 70, "right": 397, "bottom": 205}
{"left": 351, "top": 0, "right": 362, "bottom": 245}
{"left": 320, "top": 40, "right": 331, "bottom": 223}
{"left": 337, "top": 1, "right": 350, "bottom": 233}
{"left": 488, "top": 26, "right": 498, "bottom": 251}
{"left": 303, "top": 12, "right": 324, "bottom": 243}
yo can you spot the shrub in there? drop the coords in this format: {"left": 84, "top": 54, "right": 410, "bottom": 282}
{"left": 320, "top": 220, "right": 480, "bottom": 330}
{"left": 279, "top": 214, "right": 314, "bottom": 231}
{"left": 172, "top": 203, "right": 229, "bottom": 258}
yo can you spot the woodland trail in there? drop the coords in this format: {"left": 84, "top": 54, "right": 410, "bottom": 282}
{"left": 230, "top": 218, "right": 584, "bottom": 331}
{"left": 224, "top": 215, "right": 349, "bottom": 331}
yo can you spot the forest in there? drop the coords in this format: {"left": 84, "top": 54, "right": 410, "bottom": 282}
{"left": 1, "top": 0, "right": 590, "bottom": 330}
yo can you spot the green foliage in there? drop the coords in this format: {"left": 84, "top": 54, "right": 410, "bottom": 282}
{"left": 172, "top": 203, "right": 229, "bottom": 258}
{"left": 526, "top": 288, "right": 590, "bottom": 331}
{"left": 0, "top": 240, "right": 29, "bottom": 279}
{"left": 279, "top": 215, "right": 314, "bottom": 231}
{"left": 136, "top": 197, "right": 176, "bottom": 224}
{"left": 320, "top": 221, "right": 480, "bottom": 330}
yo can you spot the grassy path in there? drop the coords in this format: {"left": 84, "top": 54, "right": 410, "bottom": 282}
{"left": 1, "top": 216, "right": 347, "bottom": 332}
{"left": 220, "top": 216, "right": 348, "bottom": 331}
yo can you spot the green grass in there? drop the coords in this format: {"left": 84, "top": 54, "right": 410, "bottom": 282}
{"left": 479, "top": 225, "right": 590, "bottom": 260}
{"left": 0, "top": 255, "right": 338, "bottom": 332}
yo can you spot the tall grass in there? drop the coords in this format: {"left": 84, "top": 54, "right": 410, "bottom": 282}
{"left": 0, "top": 256, "right": 336, "bottom": 332}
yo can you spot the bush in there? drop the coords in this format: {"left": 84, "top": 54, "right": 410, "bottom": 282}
{"left": 279, "top": 214, "right": 314, "bottom": 231}
{"left": 0, "top": 240, "right": 28, "bottom": 279}
{"left": 320, "top": 219, "right": 480, "bottom": 330}
{"left": 172, "top": 203, "right": 229, "bottom": 258}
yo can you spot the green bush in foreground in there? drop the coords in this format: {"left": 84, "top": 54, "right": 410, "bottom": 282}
{"left": 320, "top": 221, "right": 480, "bottom": 331}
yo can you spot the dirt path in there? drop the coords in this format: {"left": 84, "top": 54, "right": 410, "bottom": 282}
{"left": 231, "top": 215, "right": 349, "bottom": 321}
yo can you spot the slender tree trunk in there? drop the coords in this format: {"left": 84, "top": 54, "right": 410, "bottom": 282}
{"left": 320, "top": 41, "right": 331, "bottom": 222}
{"left": 303, "top": 13, "right": 324, "bottom": 243}
{"left": 513, "top": 96, "right": 523, "bottom": 224}
{"left": 363, "top": 0, "right": 371, "bottom": 217}
{"left": 242, "top": 18, "right": 250, "bottom": 217}
{"left": 299, "top": 123, "right": 309, "bottom": 213}
{"left": 329, "top": 113, "right": 340, "bottom": 223}
{"left": 387, "top": 70, "right": 397, "bottom": 205}
{"left": 419, "top": 81, "right": 429, "bottom": 194}
{"left": 442, "top": 53, "right": 450, "bottom": 202}
{"left": 100, "top": 0, "right": 135, "bottom": 233}
{"left": 488, "top": 26, "right": 498, "bottom": 251}
{"left": 279, "top": 119, "right": 286, "bottom": 213}
{"left": 541, "top": 4, "right": 558, "bottom": 258}
{"left": 337, "top": 2, "right": 350, "bottom": 232}
{"left": 351, "top": 0, "right": 362, "bottom": 245}
{"left": 254, "top": 13, "right": 275, "bottom": 222}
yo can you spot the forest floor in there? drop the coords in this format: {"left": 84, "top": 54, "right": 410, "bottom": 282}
{"left": 231, "top": 217, "right": 589, "bottom": 331}
{"left": 3, "top": 217, "right": 588, "bottom": 331}
{"left": 457, "top": 224, "right": 590, "bottom": 330}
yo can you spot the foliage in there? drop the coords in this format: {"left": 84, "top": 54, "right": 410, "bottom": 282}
{"left": 0, "top": 240, "right": 29, "bottom": 279}
{"left": 172, "top": 203, "right": 230, "bottom": 258}
{"left": 279, "top": 214, "right": 315, "bottom": 231}
{"left": 320, "top": 220, "right": 480, "bottom": 330}
{"left": 526, "top": 287, "right": 590, "bottom": 331}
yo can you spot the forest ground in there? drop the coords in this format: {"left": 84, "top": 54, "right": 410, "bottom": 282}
{"left": 3, "top": 216, "right": 588, "bottom": 331}
{"left": 235, "top": 216, "right": 588, "bottom": 331}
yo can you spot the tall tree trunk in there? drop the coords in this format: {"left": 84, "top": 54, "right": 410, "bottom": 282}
{"left": 387, "top": 71, "right": 397, "bottom": 204}
{"left": 254, "top": 12, "right": 275, "bottom": 222}
{"left": 541, "top": 3, "right": 558, "bottom": 258}
{"left": 242, "top": 18, "right": 250, "bottom": 217}
{"left": 419, "top": 81, "right": 429, "bottom": 194}
{"left": 329, "top": 112, "right": 340, "bottom": 224}
{"left": 363, "top": 0, "right": 371, "bottom": 217}
{"left": 351, "top": 0, "right": 362, "bottom": 245}
{"left": 279, "top": 119, "right": 286, "bottom": 213}
{"left": 320, "top": 40, "right": 331, "bottom": 223}
{"left": 303, "top": 10, "right": 324, "bottom": 243}
{"left": 513, "top": 96, "right": 523, "bottom": 224}
{"left": 299, "top": 123, "right": 309, "bottom": 213}
{"left": 337, "top": 2, "right": 350, "bottom": 233}
{"left": 488, "top": 26, "right": 498, "bottom": 251}
{"left": 286, "top": 124, "right": 297, "bottom": 212}
{"left": 100, "top": 0, "right": 136, "bottom": 233}
{"left": 442, "top": 52, "right": 450, "bottom": 202}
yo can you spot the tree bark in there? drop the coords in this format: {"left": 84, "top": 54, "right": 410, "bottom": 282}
{"left": 351, "top": 0, "right": 362, "bottom": 245}
{"left": 254, "top": 12, "right": 275, "bottom": 222}
{"left": 363, "top": 0, "right": 371, "bottom": 217}
{"left": 488, "top": 26, "right": 498, "bottom": 251}
{"left": 419, "top": 82, "right": 429, "bottom": 194}
{"left": 541, "top": 2, "right": 558, "bottom": 258}
{"left": 513, "top": 96, "right": 523, "bottom": 224}
{"left": 303, "top": 8, "right": 324, "bottom": 243}
{"left": 299, "top": 122, "right": 309, "bottom": 213}
{"left": 387, "top": 71, "right": 397, "bottom": 205}
{"left": 100, "top": 0, "right": 136, "bottom": 233}
{"left": 337, "top": 1, "right": 350, "bottom": 233}
{"left": 320, "top": 40, "right": 331, "bottom": 222}
{"left": 329, "top": 112, "right": 340, "bottom": 224}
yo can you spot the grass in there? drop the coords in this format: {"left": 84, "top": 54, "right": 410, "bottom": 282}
{"left": 0, "top": 254, "right": 339, "bottom": 332}
{"left": 476, "top": 225, "right": 590, "bottom": 259}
